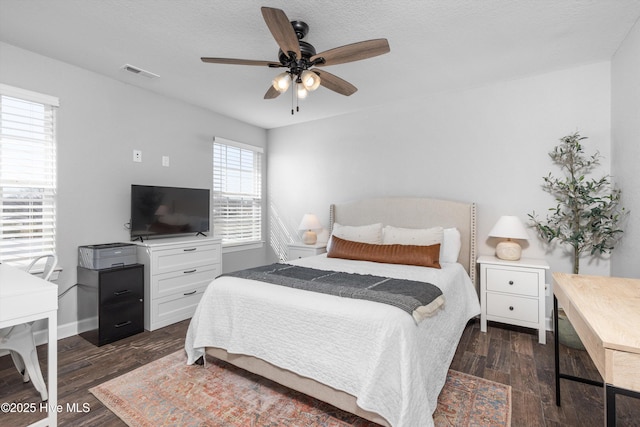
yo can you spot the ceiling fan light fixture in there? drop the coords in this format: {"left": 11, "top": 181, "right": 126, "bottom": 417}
{"left": 296, "top": 83, "right": 309, "bottom": 99}
{"left": 300, "top": 70, "right": 321, "bottom": 91}
{"left": 272, "top": 72, "right": 291, "bottom": 93}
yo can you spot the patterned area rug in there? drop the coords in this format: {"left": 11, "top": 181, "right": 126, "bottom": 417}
{"left": 90, "top": 350, "right": 511, "bottom": 427}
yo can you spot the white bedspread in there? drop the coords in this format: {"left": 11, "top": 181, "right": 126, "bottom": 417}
{"left": 185, "top": 255, "right": 480, "bottom": 427}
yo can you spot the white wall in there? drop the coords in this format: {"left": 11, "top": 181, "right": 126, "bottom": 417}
{"left": 268, "top": 61, "right": 612, "bottom": 322}
{"left": 612, "top": 19, "right": 640, "bottom": 279}
{"left": 0, "top": 42, "right": 268, "bottom": 334}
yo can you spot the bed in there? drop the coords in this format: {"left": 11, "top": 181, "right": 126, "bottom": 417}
{"left": 185, "top": 197, "right": 481, "bottom": 426}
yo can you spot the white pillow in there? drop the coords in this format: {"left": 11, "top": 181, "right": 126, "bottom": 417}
{"left": 441, "top": 227, "right": 462, "bottom": 263}
{"left": 382, "top": 225, "right": 443, "bottom": 246}
{"left": 331, "top": 222, "right": 383, "bottom": 244}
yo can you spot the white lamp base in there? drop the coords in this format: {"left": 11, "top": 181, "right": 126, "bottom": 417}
{"left": 302, "top": 230, "right": 317, "bottom": 245}
{"left": 496, "top": 240, "right": 522, "bottom": 261}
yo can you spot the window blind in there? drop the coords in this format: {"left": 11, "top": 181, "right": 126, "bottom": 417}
{"left": 213, "top": 139, "right": 263, "bottom": 246}
{"left": 0, "top": 85, "right": 58, "bottom": 265}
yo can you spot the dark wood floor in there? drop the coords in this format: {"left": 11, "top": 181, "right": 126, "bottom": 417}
{"left": 450, "top": 320, "right": 640, "bottom": 427}
{"left": 1, "top": 319, "right": 639, "bottom": 426}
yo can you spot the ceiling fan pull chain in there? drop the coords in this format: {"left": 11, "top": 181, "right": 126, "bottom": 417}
{"left": 291, "top": 80, "right": 295, "bottom": 115}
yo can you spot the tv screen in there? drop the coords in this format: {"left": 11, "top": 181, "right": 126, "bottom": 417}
{"left": 130, "top": 185, "right": 210, "bottom": 239}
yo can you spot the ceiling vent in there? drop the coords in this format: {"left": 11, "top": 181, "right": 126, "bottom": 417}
{"left": 121, "top": 64, "right": 160, "bottom": 79}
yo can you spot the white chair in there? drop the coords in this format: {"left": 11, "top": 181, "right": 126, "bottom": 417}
{"left": 0, "top": 254, "right": 57, "bottom": 401}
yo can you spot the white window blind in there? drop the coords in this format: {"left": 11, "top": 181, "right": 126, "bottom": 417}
{"left": 213, "top": 139, "right": 263, "bottom": 246}
{"left": 0, "top": 85, "right": 58, "bottom": 265}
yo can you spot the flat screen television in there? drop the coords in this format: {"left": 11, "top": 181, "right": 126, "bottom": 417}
{"left": 130, "top": 185, "right": 210, "bottom": 240}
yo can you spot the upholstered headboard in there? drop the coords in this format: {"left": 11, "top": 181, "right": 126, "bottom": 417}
{"left": 329, "top": 197, "right": 477, "bottom": 287}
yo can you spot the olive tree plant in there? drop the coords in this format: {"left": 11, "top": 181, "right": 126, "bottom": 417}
{"left": 528, "top": 132, "right": 628, "bottom": 274}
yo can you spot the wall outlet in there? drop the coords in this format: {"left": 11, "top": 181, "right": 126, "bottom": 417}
{"left": 133, "top": 150, "right": 142, "bottom": 162}
{"left": 162, "top": 156, "right": 170, "bottom": 167}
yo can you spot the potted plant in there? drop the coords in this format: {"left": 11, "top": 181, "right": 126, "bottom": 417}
{"left": 528, "top": 132, "right": 628, "bottom": 348}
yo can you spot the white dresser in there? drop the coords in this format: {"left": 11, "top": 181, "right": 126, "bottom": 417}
{"left": 478, "top": 255, "right": 549, "bottom": 344}
{"left": 135, "top": 236, "right": 222, "bottom": 331}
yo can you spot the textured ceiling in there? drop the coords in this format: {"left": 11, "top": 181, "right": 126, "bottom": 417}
{"left": 1, "top": 0, "right": 640, "bottom": 129}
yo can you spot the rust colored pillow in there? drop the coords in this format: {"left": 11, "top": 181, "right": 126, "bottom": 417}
{"left": 327, "top": 235, "right": 441, "bottom": 268}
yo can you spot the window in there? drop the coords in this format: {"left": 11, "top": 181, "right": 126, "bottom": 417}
{"left": 213, "top": 138, "right": 263, "bottom": 247}
{"left": 0, "top": 84, "right": 58, "bottom": 265}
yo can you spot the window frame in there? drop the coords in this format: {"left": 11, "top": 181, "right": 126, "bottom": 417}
{"left": 0, "top": 84, "right": 59, "bottom": 266}
{"left": 212, "top": 137, "right": 264, "bottom": 251}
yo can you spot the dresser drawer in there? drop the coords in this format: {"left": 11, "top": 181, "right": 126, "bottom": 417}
{"left": 152, "top": 243, "right": 221, "bottom": 274}
{"left": 486, "top": 293, "right": 538, "bottom": 323}
{"left": 151, "top": 286, "right": 207, "bottom": 329}
{"left": 152, "top": 264, "right": 219, "bottom": 298}
{"left": 486, "top": 267, "right": 539, "bottom": 297}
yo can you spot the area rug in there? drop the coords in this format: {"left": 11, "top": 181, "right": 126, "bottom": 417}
{"left": 90, "top": 351, "right": 511, "bottom": 427}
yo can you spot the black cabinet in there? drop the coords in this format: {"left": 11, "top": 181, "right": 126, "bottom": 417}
{"left": 77, "top": 264, "right": 144, "bottom": 346}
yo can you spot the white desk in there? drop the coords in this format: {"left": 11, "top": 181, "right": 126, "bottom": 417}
{"left": 0, "top": 264, "right": 58, "bottom": 427}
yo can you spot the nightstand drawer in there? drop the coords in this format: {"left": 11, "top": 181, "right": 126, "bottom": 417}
{"left": 486, "top": 293, "right": 538, "bottom": 323}
{"left": 287, "top": 244, "right": 327, "bottom": 261}
{"left": 486, "top": 268, "right": 539, "bottom": 297}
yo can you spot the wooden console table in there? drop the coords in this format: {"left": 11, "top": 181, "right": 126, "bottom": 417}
{"left": 0, "top": 264, "right": 58, "bottom": 426}
{"left": 553, "top": 272, "right": 640, "bottom": 426}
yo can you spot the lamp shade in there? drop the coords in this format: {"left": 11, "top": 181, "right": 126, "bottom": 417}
{"left": 272, "top": 72, "right": 291, "bottom": 93}
{"left": 298, "top": 214, "right": 322, "bottom": 231}
{"left": 488, "top": 216, "right": 529, "bottom": 240}
{"left": 300, "top": 70, "right": 321, "bottom": 91}
{"left": 298, "top": 213, "right": 322, "bottom": 245}
{"left": 296, "top": 82, "right": 309, "bottom": 99}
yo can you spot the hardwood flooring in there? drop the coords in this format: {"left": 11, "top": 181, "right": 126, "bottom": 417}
{"left": 1, "top": 319, "right": 638, "bottom": 426}
{"left": 450, "top": 320, "right": 640, "bottom": 427}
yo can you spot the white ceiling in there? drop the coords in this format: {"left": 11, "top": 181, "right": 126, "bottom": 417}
{"left": 1, "top": 0, "right": 640, "bottom": 129}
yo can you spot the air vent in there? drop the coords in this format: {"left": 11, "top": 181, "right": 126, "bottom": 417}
{"left": 121, "top": 64, "right": 160, "bottom": 79}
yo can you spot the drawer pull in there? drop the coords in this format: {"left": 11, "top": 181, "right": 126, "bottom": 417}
{"left": 183, "top": 248, "right": 197, "bottom": 252}
{"left": 183, "top": 269, "right": 197, "bottom": 274}
{"left": 184, "top": 290, "right": 197, "bottom": 296}
{"left": 509, "top": 306, "right": 514, "bottom": 311}
{"left": 508, "top": 280, "right": 514, "bottom": 285}
{"left": 114, "top": 321, "right": 132, "bottom": 328}
{"left": 114, "top": 290, "right": 131, "bottom": 296}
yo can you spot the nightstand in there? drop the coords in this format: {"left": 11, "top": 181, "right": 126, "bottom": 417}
{"left": 287, "top": 242, "right": 327, "bottom": 260}
{"left": 478, "top": 255, "right": 549, "bottom": 344}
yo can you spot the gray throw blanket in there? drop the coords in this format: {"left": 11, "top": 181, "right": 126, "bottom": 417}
{"left": 223, "top": 263, "right": 445, "bottom": 322}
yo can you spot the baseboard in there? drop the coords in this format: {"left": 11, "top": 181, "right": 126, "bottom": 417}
{"left": 33, "top": 317, "right": 98, "bottom": 346}
{"left": 1, "top": 318, "right": 97, "bottom": 358}
{"left": 546, "top": 316, "right": 553, "bottom": 332}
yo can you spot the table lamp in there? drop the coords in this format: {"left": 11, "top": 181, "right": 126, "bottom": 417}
{"left": 298, "top": 213, "right": 322, "bottom": 245}
{"left": 488, "top": 215, "right": 529, "bottom": 260}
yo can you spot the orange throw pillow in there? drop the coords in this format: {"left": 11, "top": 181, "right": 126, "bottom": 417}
{"left": 327, "top": 235, "right": 441, "bottom": 268}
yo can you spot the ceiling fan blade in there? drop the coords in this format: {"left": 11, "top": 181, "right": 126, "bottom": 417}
{"left": 313, "top": 70, "right": 357, "bottom": 96}
{"left": 261, "top": 7, "right": 301, "bottom": 59}
{"left": 264, "top": 85, "right": 281, "bottom": 99}
{"left": 201, "top": 57, "right": 282, "bottom": 67}
{"left": 311, "top": 39, "right": 390, "bottom": 66}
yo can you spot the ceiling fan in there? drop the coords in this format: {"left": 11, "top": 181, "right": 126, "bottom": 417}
{"left": 201, "top": 6, "right": 390, "bottom": 114}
